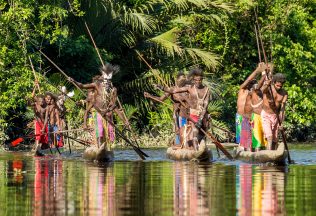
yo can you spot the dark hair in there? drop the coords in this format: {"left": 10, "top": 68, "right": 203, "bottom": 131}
{"left": 36, "top": 94, "right": 45, "bottom": 99}
{"left": 44, "top": 92, "right": 57, "bottom": 101}
{"left": 188, "top": 68, "right": 203, "bottom": 79}
{"left": 176, "top": 71, "right": 185, "bottom": 79}
{"left": 273, "top": 73, "right": 286, "bottom": 83}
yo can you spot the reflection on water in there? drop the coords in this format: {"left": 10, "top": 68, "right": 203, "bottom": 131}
{"left": 0, "top": 152, "right": 315, "bottom": 215}
{"left": 237, "top": 165, "right": 286, "bottom": 216}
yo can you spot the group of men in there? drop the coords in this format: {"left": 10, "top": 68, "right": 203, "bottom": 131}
{"left": 236, "top": 63, "right": 288, "bottom": 151}
{"left": 30, "top": 63, "right": 128, "bottom": 155}
{"left": 145, "top": 68, "right": 211, "bottom": 151}
{"left": 30, "top": 61, "right": 288, "bottom": 154}
{"left": 29, "top": 88, "right": 66, "bottom": 156}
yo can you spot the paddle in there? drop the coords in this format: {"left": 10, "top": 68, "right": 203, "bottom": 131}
{"left": 254, "top": 10, "right": 293, "bottom": 164}
{"left": 37, "top": 51, "right": 148, "bottom": 160}
{"left": 10, "top": 128, "right": 92, "bottom": 147}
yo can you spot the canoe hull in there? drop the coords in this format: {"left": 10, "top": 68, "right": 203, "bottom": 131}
{"left": 166, "top": 140, "right": 213, "bottom": 162}
{"left": 233, "top": 142, "right": 288, "bottom": 165}
{"left": 40, "top": 147, "right": 65, "bottom": 155}
{"left": 83, "top": 144, "right": 114, "bottom": 162}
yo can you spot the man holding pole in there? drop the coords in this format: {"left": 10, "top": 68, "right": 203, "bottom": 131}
{"left": 154, "top": 68, "right": 210, "bottom": 151}
{"left": 261, "top": 73, "right": 288, "bottom": 150}
{"left": 144, "top": 72, "right": 189, "bottom": 148}
{"left": 68, "top": 63, "right": 127, "bottom": 147}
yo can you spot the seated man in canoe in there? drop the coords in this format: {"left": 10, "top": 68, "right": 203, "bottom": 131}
{"left": 155, "top": 68, "right": 211, "bottom": 151}
{"left": 261, "top": 73, "right": 288, "bottom": 150}
{"left": 144, "top": 72, "right": 190, "bottom": 148}
{"left": 238, "top": 62, "right": 267, "bottom": 151}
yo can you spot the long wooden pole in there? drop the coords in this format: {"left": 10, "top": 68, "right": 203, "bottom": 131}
{"left": 254, "top": 25, "right": 262, "bottom": 62}
{"left": 28, "top": 56, "right": 41, "bottom": 93}
{"left": 84, "top": 22, "right": 105, "bottom": 67}
{"left": 255, "top": 10, "right": 292, "bottom": 164}
{"left": 38, "top": 50, "right": 86, "bottom": 95}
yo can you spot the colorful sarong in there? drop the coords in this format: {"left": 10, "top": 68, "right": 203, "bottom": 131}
{"left": 240, "top": 117, "right": 252, "bottom": 149}
{"left": 48, "top": 124, "right": 63, "bottom": 147}
{"left": 94, "top": 111, "right": 104, "bottom": 139}
{"left": 235, "top": 113, "right": 243, "bottom": 144}
{"left": 34, "top": 120, "right": 48, "bottom": 144}
{"left": 261, "top": 110, "right": 278, "bottom": 142}
{"left": 251, "top": 113, "right": 267, "bottom": 149}
{"left": 175, "top": 116, "right": 187, "bottom": 145}
{"left": 105, "top": 114, "right": 115, "bottom": 142}
{"left": 93, "top": 111, "right": 115, "bottom": 143}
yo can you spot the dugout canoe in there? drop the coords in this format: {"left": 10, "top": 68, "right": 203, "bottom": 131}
{"left": 233, "top": 142, "right": 288, "bottom": 165}
{"left": 38, "top": 146, "right": 65, "bottom": 155}
{"left": 82, "top": 144, "right": 114, "bottom": 162}
{"left": 166, "top": 140, "right": 213, "bottom": 162}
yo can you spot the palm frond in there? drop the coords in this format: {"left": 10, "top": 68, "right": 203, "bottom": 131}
{"left": 121, "top": 30, "right": 137, "bottom": 48}
{"left": 207, "top": 100, "right": 223, "bottom": 118}
{"left": 210, "top": 119, "right": 231, "bottom": 141}
{"left": 123, "top": 9, "right": 157, "bottom": 34}
{"left": 208, "top": 1, "right": 235, "bottom": 13}
{"left": 185, "top": 48, "right": 220, "bottom": 70}
{"left": 148, "top": 27, "right": 184, "bottom": 57}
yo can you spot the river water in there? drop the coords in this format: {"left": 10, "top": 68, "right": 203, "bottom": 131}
{"left": 0, "top": 144, "right": 315, "bottom": 215}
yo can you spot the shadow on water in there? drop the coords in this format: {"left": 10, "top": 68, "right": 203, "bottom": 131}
{"left": 0, "top": 145, "right": 315, "bottom": 215}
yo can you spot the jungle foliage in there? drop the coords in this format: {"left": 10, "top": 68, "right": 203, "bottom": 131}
{"left": 0, "top": 0, "right": 315, "bottom": 144}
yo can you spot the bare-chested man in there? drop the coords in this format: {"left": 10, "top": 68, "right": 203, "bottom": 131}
{"left": 144, "top": 72, "right": 189, "bottom": 147}
{"left": 69, "top": 63, "right": 127, "bottom": 147}
{"left": 82, "top": 75, "right": 100, "bottom": 129}
{"left": 155, "top": 68, "right": 210, "bottom": 151}
{"left": 237, "top": 63, "right": 267, "bottom": 151}
{"left": 261, "top": 73, "right": 288, "bottom": 150}
{"left": 42, "top": 92, "right": 63, "bottom": 148}
{"left": 28, "top": 93, "right": 48, "bottom": 156}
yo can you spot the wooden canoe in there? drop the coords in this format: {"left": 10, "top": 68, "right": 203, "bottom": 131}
{"left": 166, "top": 139, "right": 213, "bottom": 162}
{"left": 40, "top": 146, "right": 65, "bottom": 155}
{"left": 233, "top": 142, "right": 288, "bottom": 165}
{"left": 82, "top": 144, "right": 114, "bottom": 162}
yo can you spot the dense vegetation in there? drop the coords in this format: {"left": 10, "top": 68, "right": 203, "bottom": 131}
{"left": 0, "top": 0, "right": 315, "bottom": 145}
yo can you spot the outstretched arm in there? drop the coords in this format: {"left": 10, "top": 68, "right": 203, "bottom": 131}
{"left": 240, "top": 62, "right": 266, "bottom": 89}
{"left": 68, "top": 77, "right": 96, "bottom": 89}
{"left": 144, "top": 92, "right": 171, "bottom": 102}
{"left": 154, "top": 84, "right": 189, "bottom": 94}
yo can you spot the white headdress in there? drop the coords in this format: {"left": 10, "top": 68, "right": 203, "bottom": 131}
{"left": 100, "top": 63, "right": 120, "bottom": 80}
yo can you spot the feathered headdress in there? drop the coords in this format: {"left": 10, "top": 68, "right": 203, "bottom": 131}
{"left": 99, "top": 63, "right": 120, "bottom": 80}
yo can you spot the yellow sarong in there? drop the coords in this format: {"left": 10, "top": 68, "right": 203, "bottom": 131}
{"left": 251, "top": 113, "right": 267, "bottom": 149}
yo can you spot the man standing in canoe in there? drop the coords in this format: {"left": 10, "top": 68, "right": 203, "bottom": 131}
{"left": 155, "top": 68, "right": 210, "bottom": 151}
{"left": 144, "top": 72, "right": 189, "bottom": 148}
{"left": 237, "top": 63, "right": 267, "bottom": 151}
{"left": 261, "top": 73, "right": 288, "bottom": 150}
{"left": 69, "top": 63, "right": 127, "bottom": 147}
{"left": 249, "top": 65, "right": 271, "bottom": 151}
{"left": 28, "top": 92, "right": 48, "bottom": 156}
{"left": 42, "top": 92, "right": 63, "bottom": 148}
